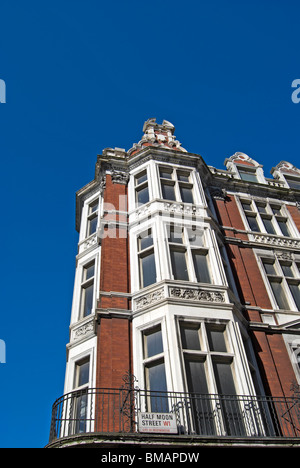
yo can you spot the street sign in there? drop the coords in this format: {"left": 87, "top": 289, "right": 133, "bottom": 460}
{"left": 138, "top": 412, "right": 178, "bottom": 434}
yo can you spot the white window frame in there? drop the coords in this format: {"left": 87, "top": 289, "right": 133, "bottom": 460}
{"left": 258, "top": 255, "right": 300, "bottom": 312}
{"left": 135, "top": 318, "right": 171, "bottom": 396}
{"left": 178, "top": 319, "right": 236, "bottom": 395}
{"left": 130, "top": 221, "right": 160, "bottom": 292}
{"left": 71, "top": 251, "right": 100, "bottom": 323}
{"left": 238, "top": 197, "right": 297, "bottom": 238}
{"left": 164, "top": 223, "right": 214, "bottom": 284}
{"left": 158, "top": 165, "right": 196, "bottom": 204}
{"left": 137, "top": 228, "right": 157, "bottom": 289}
{"left": 284, "top": 175, "right": 300, "bottom": 191}
{"left": 80, "top": 260, "right": 96, "bottom": 318}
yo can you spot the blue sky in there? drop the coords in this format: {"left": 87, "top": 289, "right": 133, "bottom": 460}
{"left": 0, "top": 0, "right": 300, "bottom": 448}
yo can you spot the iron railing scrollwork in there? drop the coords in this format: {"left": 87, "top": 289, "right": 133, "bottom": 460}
{"left": 49, "top": 388, "right": 300, "bottom": 443}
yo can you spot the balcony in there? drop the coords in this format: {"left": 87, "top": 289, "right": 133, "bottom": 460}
{"left": 48, "top": 387, "right": 300, "bottom": 447}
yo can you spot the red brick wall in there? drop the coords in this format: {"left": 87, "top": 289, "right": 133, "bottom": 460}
{"left": 287, "top": 205, "right": 300, "bottom": 232}
{"left": 96, "top": 317, "right": 132, "bottom": 388}
{"left": 96, "top": 174, "right": 132, "bottom": 390}
{"left": 215, "top": 196, "right": 272, "bottom": 311}
{"left": 214, "top": 195, "right": 296, "bottom": 397}
{"left": 252, "top": 330, "right": 296, "bottom": 397}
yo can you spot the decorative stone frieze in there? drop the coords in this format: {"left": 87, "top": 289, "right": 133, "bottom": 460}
{"left": 169, "top": 287, "right": 225, "bottom": 303}
{"left": 135, "top": 288, "right": 165, "bottom": 311}
{"left": 253, "top": 234, "right": 300, "bottom": 249}
{"left": 71, "top": 318, "right": 95, "bottom": 342}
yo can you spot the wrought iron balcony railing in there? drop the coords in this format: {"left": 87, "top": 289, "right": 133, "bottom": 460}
{"left": 49, "top": 387, "right": 300, "bottom": 443}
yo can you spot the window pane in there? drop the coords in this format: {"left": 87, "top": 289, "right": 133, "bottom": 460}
{"left": 169, "top": 227, "right": 183, "bottom": 243}
{"left": 161, "top": 183, "right": 176, "bottom": 201}
{"left": 84, "top": 264, "right": 95, "bottom": 280}
{"left": 280, "top": 263, "right": 294, "bottom": 277}
{"left": 206, "top": 326, "right": 227, "bottom": 352}
{"left": 256, "top": 204, "right": 267, "bottom": 214}
{"left": 277, "top": 220, "right": 291, "bottom": 237}
{"left": 213, "top": 362, "right": 236, "bottom": 395}
{"left": 170, "top": 249, "right": 189, "bottom": 281}
{"left": 139, "top": 231, "right": 153, "bottom": 250}
{"left": 271, "top": 206, "right": 282, "bottom": 216}
{"left": 214, "top": 362, "right": 236, "bottom": 395}
{"left": 286, "top": 178, "right": 300, "bottom": 190}
{"left": 82, "top": 284, "right": 94, "bottom": 316}
{"left": 75, "top": 392, "right": 88, "bottom": 433}
{"left": 246, "top": 216, "right": 260, "bottom": 232}
{"left": 192, "top": 252, "right": 211, "bottom": 283}
{"left": 144, "top": 328, "right": 163, "bottom": 358}
{"left": 185, "top": 359, "right": 209, "bottom": 394}
{"left": 188, "top": 229, "right": 204, "bottom": 246}
{"left": 89, "top": 201, "right": 98, "bottom": 213}
{"left": 147, "top": 362, "right": 168, "bottom": 412}
{"left": 159, "top": 168, "right": 172, "bottom": 179}
{"left": 88, "top": 216, "right": 97, "bottom": 236}
{"left": 270, "top": 279, "right": 289, "bottom": 310}
{"left": 262, "top": 218, "right": 276, "bottom": 235}
{"left": 239, "top": 171, "right": 258, "bottom": 183}
{"left": 140, "top": 252, "right": 156, "bottom": 287}
{"left": 136, "top": 172, "right": 147, "bottom": 185}
{"left": 241, "top": 201, "right": 252, "bottom": 211}
{"left": 177, "top": 171, "right": 190, "bottom": 182}
{"left": 76, "top": 360, "right": 90, "bottom": 387}
{"left": 180, "top": 186, "right": 194, "bottom": 204}
{"left": 263, "top": 262, "right": 276, "bottom": 275}
{"left": 136, "top": 186, "right": 149, "bottom": 205}
{"left": 181, "top": 325, "right": 201, "bottom": 350}
{"left": 289, "top": 283, "right": 300, "bottom": 310}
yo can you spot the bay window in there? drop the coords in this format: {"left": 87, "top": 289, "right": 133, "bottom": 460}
{"left": 168, "top": 225, "right": 211, "bottom": 284}
{"left": 159, "top": 166, "right": 194, "bottom": 204}
{"left": 180, "top": 321, "right": 244, "bottom": 436}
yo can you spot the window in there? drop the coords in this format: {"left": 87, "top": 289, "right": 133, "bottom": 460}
{"left": 270, "top": 205, "right": 292, "bottom": 237}
{"left": 159, "top": 167, "right": 194, "bottom": 204}
{"left": 86, "top": 200, "right": 98, "bottom": 237}
{"left": 262, "top": 258, "right": 300, "bottom": 311}
{"left": 138, "top": 230, "right": 157, "bottom": 288}
{"left": 75, "top": 358, "right": 90, "bottom": 388}
{"left": 73, "top": 358, "right": 90, "bottom": 433}
{"left": 180, "top": 321, "right": 243, "bottom": 436}
{"left": 285, "top": 176, "right": 300, "bottom": 191}
{"left": 135, "top": 170, "right": 149, "bottom": 206}
{"left": 80, "top": 262, "right": 95, "bottom": 317}
{"left": 290, "top": 344, "right": 300, "bottom": 373}
{"left": 241, "top": 199, "right": 293, "bottom": 237}
{"left": 168, "top": 225, "right": 211, "bottom": 283}
{"left": 238, "top": 168, "right": 258, "bottom": 183}
{"left": 143, "top": 326, "right": 168, "bottom": 412}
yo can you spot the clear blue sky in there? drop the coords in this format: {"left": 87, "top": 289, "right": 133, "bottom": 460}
{"left": 0, "top": 0, "right": 300, "bottom": 448}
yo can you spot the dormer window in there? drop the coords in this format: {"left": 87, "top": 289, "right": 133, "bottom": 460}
{"left": 238, "top": 168, "right": 258, "bottom": 183}
{"left": 285, "top": 176, "right": 300, "bottom": 191}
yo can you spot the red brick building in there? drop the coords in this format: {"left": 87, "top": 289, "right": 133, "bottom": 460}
{"left": 48, "top": 119, "right": 300, "bottom": 448}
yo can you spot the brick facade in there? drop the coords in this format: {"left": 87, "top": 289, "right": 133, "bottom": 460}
{"left": 96, "top": 174, "right": 132, "bottom": 390}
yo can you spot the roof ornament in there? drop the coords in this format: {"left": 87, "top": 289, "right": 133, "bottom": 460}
{"left": 128, "top": 118, "right": 187, "bottom": 155}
